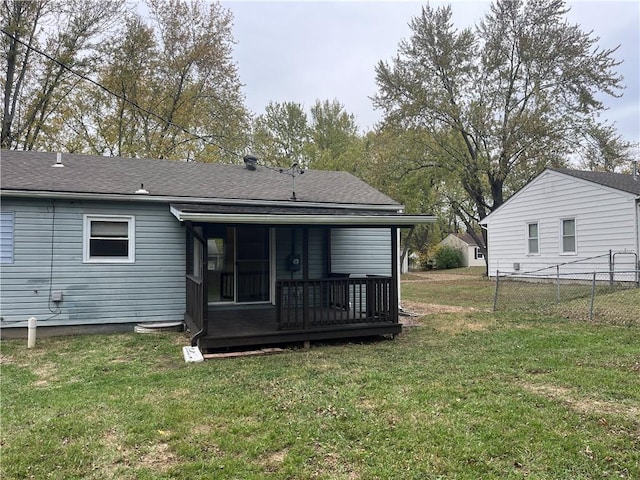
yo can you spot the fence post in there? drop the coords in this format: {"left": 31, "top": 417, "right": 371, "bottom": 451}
{"left": 609, "top": 249, "right": 614, "bottom": 286}
{"left": 589, "top": 272, "right": 596, "bottom": 321}
{"left": 556, "top": 265, "right": 561, "bottom": 303}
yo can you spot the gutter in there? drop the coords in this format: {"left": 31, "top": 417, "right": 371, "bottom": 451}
{"left": 1, "top": 189, "right": 405, "bottom": 212}
{"left": 170, "top": 207, "right": 435, "bottom": 226}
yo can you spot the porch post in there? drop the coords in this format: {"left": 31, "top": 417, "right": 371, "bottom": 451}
{"left": 185, "top": 222, "right": 209, "bottom": 345}
{"left": 201, "top": 229, "right": 209, "bottom": 337}
{"left": 302, "top": 227, "right": 310, "bottom": 329}
{"left": 391, "top": 227, "right": 399, "bottom": 323}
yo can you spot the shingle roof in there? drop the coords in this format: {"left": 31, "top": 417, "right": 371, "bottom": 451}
{"left": 455, "top": 232, "right": 485, "bottom": 248}
{"left": 551, "top": 168, "right": 640, "bottom": 196}
{"left": 0, "top": 150, "right": 400, "bottom": 207}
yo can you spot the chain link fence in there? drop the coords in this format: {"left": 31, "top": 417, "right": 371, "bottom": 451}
{"left": 493, "top": 253, "right": 639, "bottom": 325}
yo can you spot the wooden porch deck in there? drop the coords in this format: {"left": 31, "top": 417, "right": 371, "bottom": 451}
{"left": 187, "top": 276, "right": 401, "bottom": 351}
{"left": 195, "top": 306, "right": 401, "bottom": 351}
{"left": 199, "top": 306, "right": 402, "bottom": 351}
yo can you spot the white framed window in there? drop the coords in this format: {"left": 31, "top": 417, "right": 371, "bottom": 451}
{"left": 561, "top": 218, "right": 576, "bottom": 254}
{"left": 83, "top": 215, "right": 135, "bottom": 263}
{"left": 527, "top": 222, "right": 539, "bottom": 255}
{"left": 0, "top": 211, "right": 14, "bottom": 264}
{"left": 474, "top": 247, "right": 484, "bottom": 259}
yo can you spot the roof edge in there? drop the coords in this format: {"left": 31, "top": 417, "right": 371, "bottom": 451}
{"left": 1, "top": 189, "right": 404, "bottom": 212}
{"left": 481, "top": 167, "right": 640, "bottom": 225}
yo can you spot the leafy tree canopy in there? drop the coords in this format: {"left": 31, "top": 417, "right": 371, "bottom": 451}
{"left": 250, "top": 99, "right": 364, "bottom": 172}
{"left": 2, "top": 0, "right": 249, "bottom": 161}
{"left": 374, "top": 0, "right": 625, "bottom": 253}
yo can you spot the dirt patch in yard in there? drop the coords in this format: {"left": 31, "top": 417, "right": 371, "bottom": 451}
{"left": 521, "top": 383, "right": 640, "bottom": 421}
{"left": 0, "top": 354, "right": 14, "bottom": 365}
{"left": 400, "top": 300, "right": 491, "bottom": 332}
{"left": 401, "top": 300, "right": 482, "bottom": 316}
{"left": 403, "top": 272, "right": 482, "bottom": 282}
{"left": 138, "top": 442, "right": 179, "bottom": 472}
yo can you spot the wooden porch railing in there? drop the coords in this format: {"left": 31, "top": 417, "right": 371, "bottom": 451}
{"left": 186, "top": 275, "right": 204, "bottom": 332}
{"left": 276, "top": 276, "right": 397, "bottom": 330}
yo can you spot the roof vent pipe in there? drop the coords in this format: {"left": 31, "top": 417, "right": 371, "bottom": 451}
{"left": 52, "top": 152, "right": 64, "bottom": 168}
{"left": 135, "top": 183, "right": 149, "bottom": 194}
{"left": 243, "top": 155, "right": 258, "bottom": 171}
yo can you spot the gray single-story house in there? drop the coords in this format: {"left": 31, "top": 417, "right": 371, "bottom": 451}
{"left": 0, "top": 150, "right": 433, "bottom": 350}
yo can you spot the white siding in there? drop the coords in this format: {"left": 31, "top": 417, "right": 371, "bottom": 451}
{"left": 484, "top": 171, "right": 638, "bottom": 276}
{"left": 330, "top": 228, "right": 392, "bottom": 275}
{"left": 0, "top": 198, "right": 185, "bottom": 328}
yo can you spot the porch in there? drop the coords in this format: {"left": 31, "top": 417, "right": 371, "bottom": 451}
{"left": 185, "top": 276, "right": 401, "bottom": 351}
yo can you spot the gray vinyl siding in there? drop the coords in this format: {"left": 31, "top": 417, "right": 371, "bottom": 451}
{"left": 0, "top": 198, "right": 185, "bottom": 328}
{"left": 330, "top": 228, "right": 392, "bottom": 276}
{"left": 0, "top": 211, "right": 14, "bottom": 263}
{"left": 275, "top": 227, "right": 326, "bottom": 280}
{"left": 484, "top": 171, "right": 639, "bottom": 277}
{"left": 308, "top": 228, "right": 326, "bottom": 279}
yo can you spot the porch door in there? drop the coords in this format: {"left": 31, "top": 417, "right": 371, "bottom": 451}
{"left": 236, "top": 227, "right": 270, "bottom": 302}
{"left": 207, "top": 226, "right": 270, "bottom": 304}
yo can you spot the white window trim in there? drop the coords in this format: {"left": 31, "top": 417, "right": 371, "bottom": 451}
{"left": 0, "top": 211, "right": 15, "bottom": 264}
{"left": 526, "top": 221, "right": 540, "bottom": 256}
{"left": 560, "top": 217, "right": 577, "bottom": 255}
{"left": 83, "top": 214, "right": 135, "bottom": 263}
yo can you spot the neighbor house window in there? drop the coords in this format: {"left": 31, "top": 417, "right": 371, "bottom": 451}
{"left": 527, "top": 222, "right": 539, "bottom": 254}
{"left": 0, "top": 211, "right": 14, "bottom": 264}
{"left": 561, "top": 218, "right": 576, "bottom": 254}
{"left": 83, "top": 215, "right": 135, "bottom": 263}
{"left": 474, "top": 247, "right": 484, "bottom": 259}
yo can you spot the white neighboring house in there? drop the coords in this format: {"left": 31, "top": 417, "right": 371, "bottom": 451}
{"left": 480, "top": 168, "right": 640, "bottom": 278}
{"left": 438, "top": 232, "right": 485, "bottom": 267}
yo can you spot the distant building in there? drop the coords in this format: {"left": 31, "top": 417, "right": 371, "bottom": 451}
{"left": 437, "top": 232, "right": 485, "bottom": 267}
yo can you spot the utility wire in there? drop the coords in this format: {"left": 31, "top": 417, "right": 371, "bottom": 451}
{"left": 0, "top": 27, "right": 311, "bottom": 177}
{"left": 1, "top": 27, "right": 243, "bottom": 161}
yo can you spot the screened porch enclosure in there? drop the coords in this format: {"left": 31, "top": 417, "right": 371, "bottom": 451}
{"left": 184, "top": 223, "right": 401, "bottom": 350}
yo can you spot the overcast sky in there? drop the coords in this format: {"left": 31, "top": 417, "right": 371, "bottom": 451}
{"left": 221, "top": 0, "right": 640, "bottom": 145}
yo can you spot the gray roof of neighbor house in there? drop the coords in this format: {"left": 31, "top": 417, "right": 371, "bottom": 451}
{"left": 0, "top": 150, "right": 400, "bottom": 207}
{"left": 454, "top": 232, "right": 485, "bottom": 248}
{"left": 552, "top": 168, "right": 640, "bottom": 196}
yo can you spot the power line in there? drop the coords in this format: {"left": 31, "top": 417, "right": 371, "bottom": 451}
{"left": 1, "top": 27, "right": 243, "bottom": 161}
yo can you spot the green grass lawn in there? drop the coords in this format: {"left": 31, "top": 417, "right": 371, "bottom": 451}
{"left": 402, "top": 269, "right": 495, "bottom": 309}
{"left": 2, "top": 310, "right": 638, "bottom": 479}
